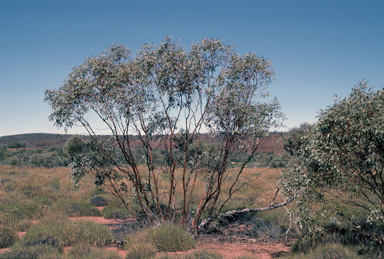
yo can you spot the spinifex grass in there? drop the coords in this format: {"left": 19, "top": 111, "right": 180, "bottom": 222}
{"left": 124, "top": 224, "right": 196, "bottom": 253}
{"left": 18, "top": 213, "right": 113, "bottom": 249}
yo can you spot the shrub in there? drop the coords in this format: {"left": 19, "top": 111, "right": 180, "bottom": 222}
{"left": 125, "top": 224, "right": 195, "bottom": 253}
{"left": 125, "top": 242, "right": 158, "bottom": 259}
{"left": 9, "top": 156, "right": 20, "bottom": 166}
{"left": 184, "top": 249, "right": 224, "bottom": 259}
{"left": 67, "top": 243, "right": 121, "bottom": 259}
{"left": 0, "top": 244, "right": 60, "bottom": 259}
{"left": 17, "top": 219, "right": 33, "bottom": 232}
{"left": 90, "top": 196, "right": 108, "bottom": 206}
{"left": 52, "top": 200, "right": 101, "bottom": 217}
{"left": 157, "top": 250, "right": 224, "bottom": 259}
{"left": 20, "top": 215, "right": 113, "bottom": 250}
{"left": 286, "top": 243, "right": 361, "bottom": 259}
{"left": 0, "top": 226, "right": 18, "bottom": 248}
{"left": 102, "top": 207, "right": 130, "bottom": 219}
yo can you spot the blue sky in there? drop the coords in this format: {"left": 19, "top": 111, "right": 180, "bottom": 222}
{"left": 1, "top": 0, "right": 383, "bottom": 136}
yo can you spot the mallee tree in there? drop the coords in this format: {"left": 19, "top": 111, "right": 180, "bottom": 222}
{"left": 281, "top": 81, "right": 384, "bottom": 242}
{"left": 45, "top": 37, "right": 286, "bottom": 230}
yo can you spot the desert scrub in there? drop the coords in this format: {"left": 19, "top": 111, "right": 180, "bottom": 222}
{"left": 157, "top": 250, "right": 224, "bottom": 259}
{"left": 102, "top": 207, "right": 130, "bottom": 219}
{"left": 65, "top": 243, "right": 121, "bottom": 259}
{"left": 19, "top": 214, "right": 113, "bottom": 250}
{"left": 124, "top": 224, "right": 195, "bottom": 252}
{"left": 283, "top": 243, "right": 362, "bottom": 259}
{"left": 51, "top": 200, "right": 102, "bottom": 217}
{"left": 16, "top": 219, "right": 33, "bottom": 231}
{"left": 182, "top": 249, "right": 224, "bottom": 259}
{"left": 0, "top": 225, "right": 18, "bottom": 248}
{"left": 90, "top": 195, "right": 108, "bottom": 206}
{"left": 0, "top": 244, "right": 61, "bottom": 259}
{"left": 124, "top": 242, "right": 158, "bottom": 259}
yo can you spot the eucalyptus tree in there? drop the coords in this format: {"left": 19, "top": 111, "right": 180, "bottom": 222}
{"left": 45, "top": 37, "right": 285, "bottom": 230}
{"left": 281, "top": 81, "right": 384, "bottom": 239}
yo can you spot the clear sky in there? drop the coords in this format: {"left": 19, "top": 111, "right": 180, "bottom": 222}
{"left": 1, "top": 0, "right": 383, "bottom": 137}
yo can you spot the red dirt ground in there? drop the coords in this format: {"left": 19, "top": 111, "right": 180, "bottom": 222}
{"left": 0, "top": 211, "right": 292, "bottom": 258}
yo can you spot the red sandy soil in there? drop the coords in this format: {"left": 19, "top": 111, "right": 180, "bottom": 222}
{"left": 0, "top": 209, "right": 292, "bottom": 258}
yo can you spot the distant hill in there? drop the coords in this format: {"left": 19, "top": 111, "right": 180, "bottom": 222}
{"left": 0, "top": 132, "right": 286, "bottom": 154}
{"left": 0, "top": 133, "right": 73, "bottom": 147}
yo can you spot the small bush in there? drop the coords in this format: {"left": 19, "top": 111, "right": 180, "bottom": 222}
{"left": 125, "top": 242, "right": 158, "bottom": 259}
{"left": 184, "top": 249, "right": 224, "bottom": 259}
{"left": 102, "top": 207, "right": 130, "bottom": 219}
{"left": 24, "top": 233, "right": 60, "bottom": 248}
{"left": 20, "top": 215, "right": 113, "bottom": 249}
{"left": 52, "top": 200, "right": 101, "bottom": 217}
{"left": 90, "top": 196, "right": 108, "bottom": 206}
{"left": 157, "top": 250, "right": 224, "bottom": 259}
{"left": 285, "top": 243, "right": 361, "bottom": 259}
{"left": 125, "top": 224, "right": 195, "bottom": 253}
{"left": 0, "top": 244, "right": 60, "bottom": 259}
{"left": 148, "top": 225, "right": 195, "bottom": 252}
{"left": 0, "top": 226, "right": 18, "bottom": 248}
{"left": 66, "top": 243, "right": 121, "bottom": 259}
{"left": 17, "top": 219, "right": 33, "bottom": 231}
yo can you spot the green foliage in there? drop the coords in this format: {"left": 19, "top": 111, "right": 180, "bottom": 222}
{"left": 144, "top": 225, "right": 196, "bottom": 252}
{"left": 20, "top": 215, "right": 113, "bottom": 249}
{"left": 66, "top": 243, "right": 121, "bottom": 259}
{"left": 0, "top": 226, "right": 18, "bottom": 248}
{"left": 286, "top": 243, "right": 362, "bottom": 259}
{"left": 0, "top": 146, "right": 7, "bottom": 161}
{"left": 283, "top": 123, "right": 314, "bottom": 156}
{"left": 102, "top": 207, "right": 130, "bottom": 219}
{"left": 63, "top": 135, "right": 84, "bottom": 158}
{"left": 125, "top": 242, "right": 158, "bottom": 259}
{"left": 44, "top": 36, "right": 284, "bottom": 228}
{"left": 124, "top": 224, "right": 196, "bottom": 252}
{"left": 7, "top": 142, "right": 26, "bottom": 148}
{"left": 52, "top": 200, "right": 102, "bottom": 217}
{"left": 28, "top": 152, "right": 64, "bottom": 168}
{"left": 90, "top": 196, "right": 108, "bottom": 206}
{"left": 281, "top": 81, "right": 384, "bottom": 236}
{"left": 0, "top": 244, "right": 61, "bottom": 259}
{"left": 157, "top": 249, "right": 224, "bottom": 259}
{"left": 9, "top": 156, "right": 20, "bottom": 166}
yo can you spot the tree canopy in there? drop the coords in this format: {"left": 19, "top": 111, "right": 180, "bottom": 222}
{"left": 281, "top": 81, "right": 384, "bottom": 235}
{"left": 45, "top": 37, "right": 284, "bottom": 229}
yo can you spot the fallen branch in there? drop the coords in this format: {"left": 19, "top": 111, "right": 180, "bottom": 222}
{"left": 197, "top": 197, "right": 294, "bottom": 231}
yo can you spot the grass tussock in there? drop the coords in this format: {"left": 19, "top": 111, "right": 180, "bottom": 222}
{"left": 66, "top": 243, "right": 121, "bottom": 259}
{"left": 157, "top": 249, "right": 224, "bottom": 259}
{"left": 284, "top": 243, "right": 362, "bottom": 259}
{"left": 19, "top": 213, "right": 113, "bottom": 250}
{"left": 0, "top": 226, "right": 18, "bottom": 248}
{"left": 124, "top": 224, "right": 196, "bottom": 257}
{"left": 52, "top": 200, "right": 102, "bottom": 217}
{"left": 0, "top": 244, "right": 61, "bottom": 259}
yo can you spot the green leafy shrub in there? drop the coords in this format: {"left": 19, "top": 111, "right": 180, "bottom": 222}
{"left": 90, "top": 196, "right": 108, "bottom": 206}
{"left": 0, "top": 226, "right": 18, "bottom": 248}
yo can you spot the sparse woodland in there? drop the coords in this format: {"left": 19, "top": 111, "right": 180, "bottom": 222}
{"left": 1, "top": 38, "right": 384, "bottom": 258}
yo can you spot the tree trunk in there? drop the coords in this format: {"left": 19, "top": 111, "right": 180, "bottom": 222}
{"left": 197, "top": 198, "right": 294, "bottom": 231}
